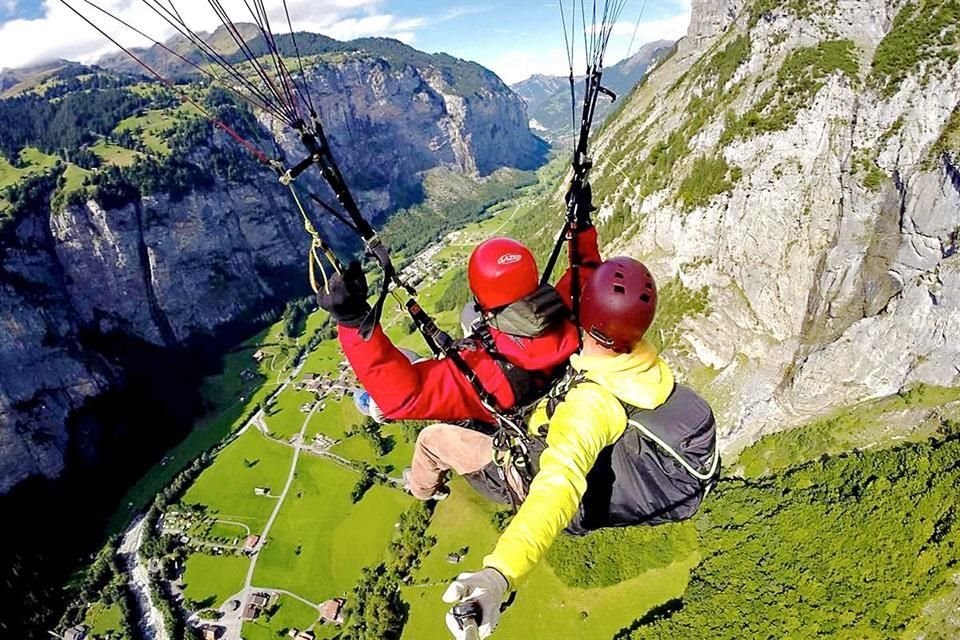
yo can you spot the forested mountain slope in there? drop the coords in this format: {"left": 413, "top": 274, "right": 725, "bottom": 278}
{"left": 579, "top": 0, "right": 960, "bottom": 453}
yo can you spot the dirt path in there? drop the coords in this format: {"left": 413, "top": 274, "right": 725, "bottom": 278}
{"left": 243, "top": 405, "right": 317, "bottom": 588}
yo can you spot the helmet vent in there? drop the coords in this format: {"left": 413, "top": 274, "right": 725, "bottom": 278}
{"left": 614, "top": 271, "right": 625, "bottom": 279}
{"left": 640, "top": 293, "right": 651, "bottom": 303}
{"left": 613, "top": 284, "right": 626, "bottom": 294}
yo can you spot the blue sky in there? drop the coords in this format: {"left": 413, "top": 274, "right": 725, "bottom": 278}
{"left": 0, "top": 1, "right": 691, "bottom": 83}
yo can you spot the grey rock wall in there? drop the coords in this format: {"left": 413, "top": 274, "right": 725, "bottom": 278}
{"left": 591, "top": 0, "right": 960, "bottom": 453}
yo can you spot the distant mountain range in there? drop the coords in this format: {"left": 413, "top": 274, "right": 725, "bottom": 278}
{"left": 511, "top": 39, "right": 675, "bottom": 143}
{"left": 0, "top": 59, "right": 89, "bottom": 97}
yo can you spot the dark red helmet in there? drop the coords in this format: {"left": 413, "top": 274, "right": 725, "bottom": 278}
{"left": 580, "top": 257, "right": 657, "bottom": 352}
{"left": 468, "top": 237, "right": 539, "bottom": 310}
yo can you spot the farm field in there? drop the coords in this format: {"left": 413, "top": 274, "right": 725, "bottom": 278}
{"left": 264, "top": 387, "right": 318, "bottom": 439}
{"left": 84, "top": 601, "right": 124, "bottom": 638}
{"left": 181, "top": 553, "right": 249, "bottom": 608}
{"left": 239, "top": 595, "right": 321, "bottom": 640}
{"left": 181, "top": 429, "right": 293, "bottom": 531}
{"left": 251, "top": 455, "right": 410, "bottom": 603}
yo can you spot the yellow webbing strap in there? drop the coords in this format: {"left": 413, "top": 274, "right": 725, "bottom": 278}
{"left": 287, "top": 184, "right": 340, "bottom": 294}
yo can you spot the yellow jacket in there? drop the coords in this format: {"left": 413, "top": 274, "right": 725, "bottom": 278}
{"left": 482, "top": 340, "right": 675, "bottom": 585}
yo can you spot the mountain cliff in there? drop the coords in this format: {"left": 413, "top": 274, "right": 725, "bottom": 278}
{"left": 511, "top": 39, "right": 675, "bottom": 142}
{"left": 583, "top": 0, "right": 960, "bottom": 453}
{"left": 0, "top": 35, "right": 545, "bottom": 494}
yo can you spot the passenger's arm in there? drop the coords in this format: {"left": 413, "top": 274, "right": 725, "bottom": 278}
{"left": 481, "top": 382, "right": 626, "bottom": 584}
{"left": 338, "top": 324, "right": 514, "bottom": 422}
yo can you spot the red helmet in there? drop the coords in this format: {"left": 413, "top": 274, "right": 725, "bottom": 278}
{"left": 580, "top": 257, "right": 657, "bottom": 352}
{"left": 468, "top": 237, "right": 539, "bottom": 310}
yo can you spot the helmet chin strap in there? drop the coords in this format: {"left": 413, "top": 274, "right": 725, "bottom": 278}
{"left": 583, "top": 329, "right": 630, "bottom": 356}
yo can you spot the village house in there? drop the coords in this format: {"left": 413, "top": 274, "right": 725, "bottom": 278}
{"left": 288, "top": 630, "right": 316, "bottom": 640}
{"left": 243, "top": 534, "right": 260, "bottom": 552}
{"left": 252, "top": 349, "right": 267, "bottom": 363}
{"left": 319, "top": 598, "right": 346, "bottom": 625}
{"left": 242, "top": 592, "right": 271, "bottom": 621}
{"left": 254, "top": 486, "right": 270, "bottom": 496}
{"left": 63, "top": 625, "right": 88, "bottom": 640}
{"left": 313, "top": 433, "right": 335, "bottom": 449}
{"left": 201, "top": 624, "right": 224, "bottom": 640}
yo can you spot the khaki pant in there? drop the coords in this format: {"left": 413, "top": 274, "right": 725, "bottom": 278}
{"left": 408, "top": 423, "right": 526, "bottom": 501}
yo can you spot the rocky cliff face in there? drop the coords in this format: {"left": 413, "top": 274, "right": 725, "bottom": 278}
{"left": 0, "top": 43, "right": 545, "bottom": 493}
{"left": 0, "top": 178, "right": 307, "bottom": 493}
{"left": 591, "top": 0, "right": 960, "bottom": 452}
{"left": 273, "top": 54, "right": 544, "bottom": 222}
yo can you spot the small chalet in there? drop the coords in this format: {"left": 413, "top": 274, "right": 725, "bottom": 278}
{"left": 254, "top": 487, "right": 270, "bottom": 496}
{"left": 201, "top": 625, "right": 224, "bottom": 640}
{"left": 241, "top": 603, "right": 260, "bottom": 621}
{"left": 252, "top": 349, "right": 267, "bottom": 363}
{"left": 446, "top": 552, "right": 463, "bottom": 564}
{"left": 295, "top": 631, "right": 316, "bottom": 640}
{"left": 249, "top": 592, "right": 270, "bottom": 608}
{"left": 63, "top": 626, "right": 88, "bottom": 640}
{"left": 244, "top": 534, "right": 261, "bottom": 552}
{"left": 319, "top": 598, "right": 346, "bottom": 625}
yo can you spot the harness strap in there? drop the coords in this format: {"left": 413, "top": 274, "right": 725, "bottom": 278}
{"left": 626, "top": 419, "right": 720, "bottom": 483}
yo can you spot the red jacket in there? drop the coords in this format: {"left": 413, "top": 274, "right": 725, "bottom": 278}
{"left": 338, "top": 226, "right": 602, "bottom": 422}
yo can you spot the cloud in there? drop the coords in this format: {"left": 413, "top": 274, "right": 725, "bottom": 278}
{"left": 0, "top": 0, "right": 424, "bottom": 71}
{"left": 601, "top": 6, "right": 692, "bottom": 66}
{"left": 1, "top": 0, "right": 17, "bottom": 16}
{"left": 482, "top": 46, "right": 571, "bottom": 85}
{"left": 486, "top": 1, "right": 692, "bottom": 84}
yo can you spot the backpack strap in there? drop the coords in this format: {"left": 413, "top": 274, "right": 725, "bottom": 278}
{"left": 547, "top": 376, "right": 720, "bottom": 485}
{"left": 626, "top": 418, "right": 719, "bottom": 482}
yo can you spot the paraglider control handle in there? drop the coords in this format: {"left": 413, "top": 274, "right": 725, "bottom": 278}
{"left": 279, "top": 153, "right": 321, "bottom": 185}
{"left": 452, "top": 600, "right": 482, "bottom": 639}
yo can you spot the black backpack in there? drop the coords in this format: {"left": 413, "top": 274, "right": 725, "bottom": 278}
{"left": 543, "top": 375, "right": 720, "bottom": 535}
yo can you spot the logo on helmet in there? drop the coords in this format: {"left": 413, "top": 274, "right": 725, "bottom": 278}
{"left": 497, "top": 253, "right": 523, "bottom": 265}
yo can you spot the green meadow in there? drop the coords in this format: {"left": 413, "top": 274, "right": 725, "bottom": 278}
{"left": 181, "top": 553, "right": 249, "bottom": 608}
{"left": 181, "top": 429, "right": 292, "bottom": 530}
{"left": 251, "top": 455, "right": 411, "bottom": 602}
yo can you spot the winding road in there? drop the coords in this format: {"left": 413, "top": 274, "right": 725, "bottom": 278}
{"left": 243, "top": 404, "right": 317, "bottom": 587}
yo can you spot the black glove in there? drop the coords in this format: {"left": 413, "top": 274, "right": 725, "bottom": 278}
{"left": 565, "top": 180, "right": 596, "bottom": 230}
{"left": 317, "top": 260, "right": 370, "bottom": 328}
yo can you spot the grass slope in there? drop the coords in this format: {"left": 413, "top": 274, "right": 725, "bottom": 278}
{"left": 251, "top": 455, "right": 411, "bottom": 603}
{"left": 181, "top": 430, "right": 293, "bottom": 530}
{"left": 402, "top": 481, "right": 698, "bottom": 640}
{"left": 0, "top": 147, "right": 58, "bottom": 190}
{"left": 240, "top": 595, "right": 320, "bottom": 640}
{"left": 733, "top": 384, "right": 960, "bottom": 477}
{"left": 629, "top": 435, "right": 960, "bottom": 639}
{"left": 84, "top": 601, "right": 124, "bottom": 638}
{"left": 181, "top": 553, "right": 249, "bottom": 608}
